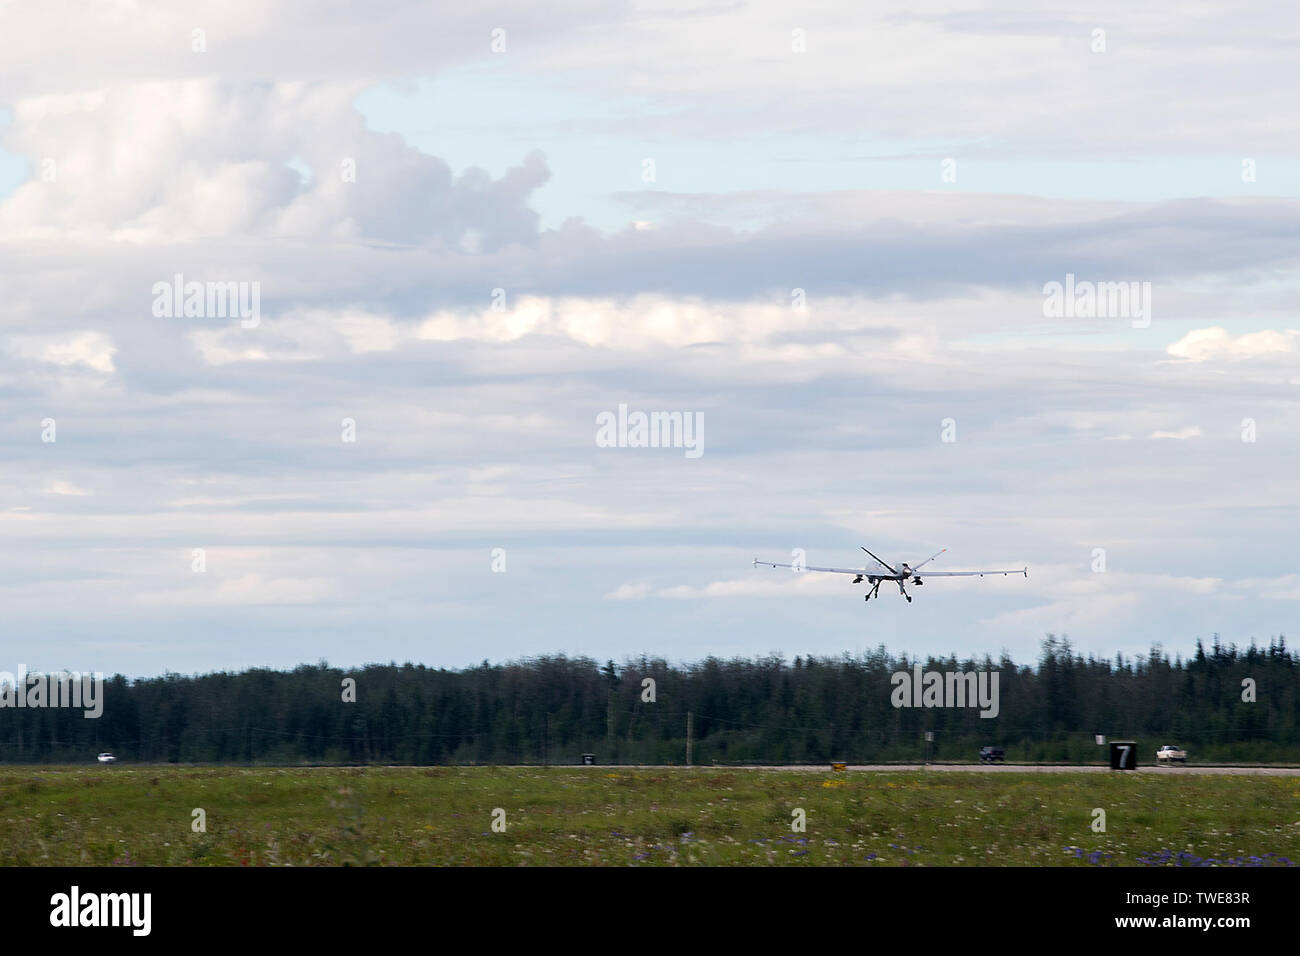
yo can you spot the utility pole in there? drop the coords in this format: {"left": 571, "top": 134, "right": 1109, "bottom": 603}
{"left": 686, "top": 711, "right": 693, "bottom": 767}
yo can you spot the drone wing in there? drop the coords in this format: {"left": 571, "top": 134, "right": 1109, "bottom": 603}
{"left": 917, "top": 567, "right": 1028, "bottom": 577}
{"left": 753, "top": 558, "right": 867, "bottom": 575}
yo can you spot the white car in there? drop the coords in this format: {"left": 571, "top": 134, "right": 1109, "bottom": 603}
{"left": 96, "top": 752, "right": 116, "bottom": 763}
{"left": 1155, "top": 745, "right": 1187, "bottom": 764}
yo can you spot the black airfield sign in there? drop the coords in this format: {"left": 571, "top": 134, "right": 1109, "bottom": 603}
{"left": 1109, "top": 740, "right": 1137, "bottom": 770}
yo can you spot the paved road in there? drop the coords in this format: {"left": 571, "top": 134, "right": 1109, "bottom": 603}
{"left": 165, "top": 763, "right": 1300, "bottom": 775}
{"left": 571, "top": 764, "right": 1300, "bottom": 775}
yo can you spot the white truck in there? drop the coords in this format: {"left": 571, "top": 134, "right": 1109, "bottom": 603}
{"left": 1155, "top": 745, "right": 1187, "bottom": 764}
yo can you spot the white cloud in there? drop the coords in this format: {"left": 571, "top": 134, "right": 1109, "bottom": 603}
{"left": 1167, "top": 327, "right": 1300, "bottom": 362}
{"left": 1227, "top": 574, "right": 1300, "bottom": 601}
{"left": 43, "top": 479, "right": 89, "bottom": 496}
{"left": 656, "top": 574, "right": 845, "bottom": 599}
{"left": 519, "top": 1, "right": 1300, "bottom": 153}
{"left": 134, "top": 574, "right": 334, "bottom": 607}
{"left": 190, "top": 309, "right": 399, "bottom": 364}
{"left": 0, "top": 80, "right": 550, "bottom": 246}
{"left": 9, "top": 331, "right": 116, "bottom": 372}
{"left": 605, "top": 581, "right": 651, "bottom": 600}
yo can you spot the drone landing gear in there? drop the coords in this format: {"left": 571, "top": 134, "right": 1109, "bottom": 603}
{"left": 899, "top": 582, "right": 912, "bottom": 603}
{"left": 864, "top": 580, "right": 883, "bottom": 602}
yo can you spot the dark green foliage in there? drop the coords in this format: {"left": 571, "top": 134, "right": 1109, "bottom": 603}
{"left": 0, "top": 636, "right": 1294, "bottom": 764}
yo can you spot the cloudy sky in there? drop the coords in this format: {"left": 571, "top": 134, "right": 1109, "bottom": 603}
{"left": 2, "top": 1, "right": 1298, "bottom": 678}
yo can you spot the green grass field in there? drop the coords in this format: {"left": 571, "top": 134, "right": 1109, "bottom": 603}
{"left": 1, "top": 766, "right": 1296, "bottom": 866}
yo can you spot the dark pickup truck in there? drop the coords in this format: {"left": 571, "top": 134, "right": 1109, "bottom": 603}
{"left": 979, "top": 746, "right": 1005, "bottom": 763}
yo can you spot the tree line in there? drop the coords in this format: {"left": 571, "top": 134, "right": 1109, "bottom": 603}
{"left": 0, "top": 635, "right": 1295, "bottom": 764}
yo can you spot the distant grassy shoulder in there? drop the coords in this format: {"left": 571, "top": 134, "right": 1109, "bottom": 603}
{"left": 0, "top": 766, "right": 1296, "bottom": 866}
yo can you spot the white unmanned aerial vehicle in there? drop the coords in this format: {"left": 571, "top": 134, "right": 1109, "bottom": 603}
{"left": 753, "top": 547, "right": 1027, "bottom": 603}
